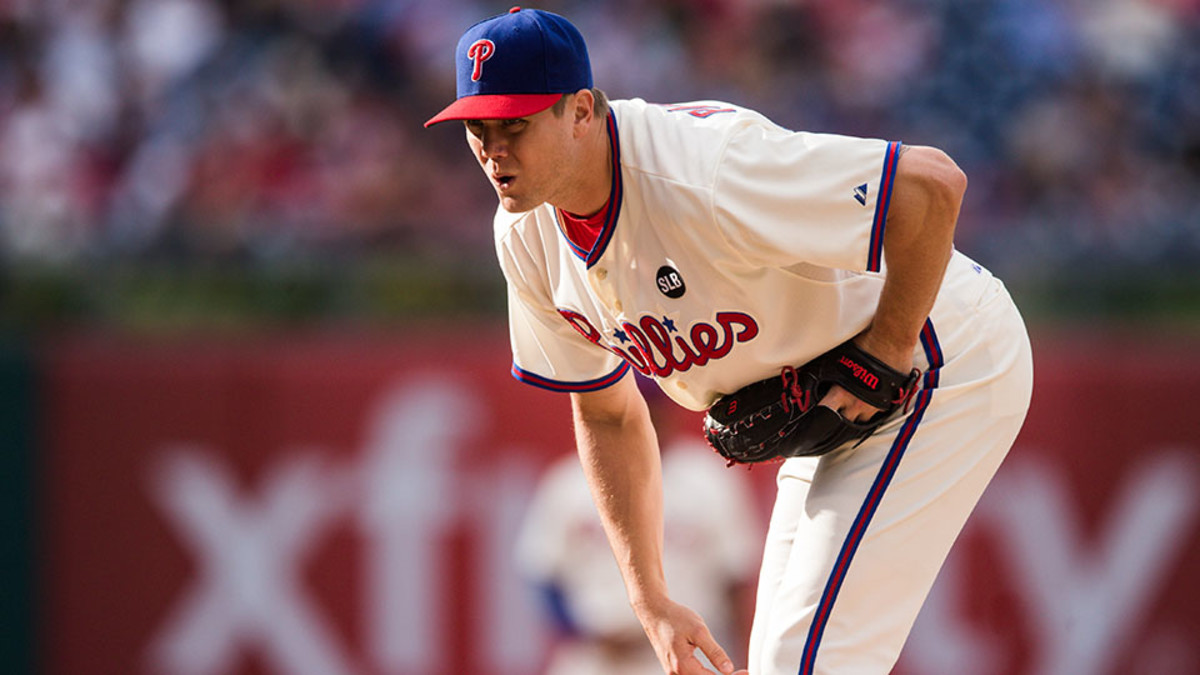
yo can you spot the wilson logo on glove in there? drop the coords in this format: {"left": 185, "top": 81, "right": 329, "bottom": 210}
{"left": 837, "top": 355, "right": 880, "bottom": 390}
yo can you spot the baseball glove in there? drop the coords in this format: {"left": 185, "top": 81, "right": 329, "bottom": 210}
{"left": 703, "top": 340, "right": 921, "bottom": 465}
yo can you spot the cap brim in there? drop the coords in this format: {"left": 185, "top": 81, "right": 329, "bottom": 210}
{"left": 424, "top": 93, "right": 564, "bottom": 127}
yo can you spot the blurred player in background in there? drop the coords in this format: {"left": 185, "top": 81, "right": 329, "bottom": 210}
{"left": 516, "top": 377, "right": 759, "bottom": 675}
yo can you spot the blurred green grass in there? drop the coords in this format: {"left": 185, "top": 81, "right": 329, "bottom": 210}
{"left": 0, "top": 257, "right": 507, "bottom": 334}
{"left": 3, "top": 258, "right": 1198, "bottom": 334}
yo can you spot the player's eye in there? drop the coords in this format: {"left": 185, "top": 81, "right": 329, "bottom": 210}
{"left": 502, "top": 118, "right": 527, "bottom": 131}
{"left": 464, "top": 120, "right": 484, "bottom": 137}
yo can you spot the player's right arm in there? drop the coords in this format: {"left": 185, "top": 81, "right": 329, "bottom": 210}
{"left": 571, "top": 373, "right": 743, "bottom": 675}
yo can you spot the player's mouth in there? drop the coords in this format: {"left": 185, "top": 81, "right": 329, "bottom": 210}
{"left": 493, "top": 174, "right": 516, "bottom": 191}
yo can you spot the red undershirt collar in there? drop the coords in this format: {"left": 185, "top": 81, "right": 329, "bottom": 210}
{"left": 557, "top": 204, "right": 608, "bottom": 254}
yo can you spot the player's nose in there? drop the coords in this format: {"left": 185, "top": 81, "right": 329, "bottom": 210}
{"left": 478, "top": 130, "right": 509, "bottom": 160}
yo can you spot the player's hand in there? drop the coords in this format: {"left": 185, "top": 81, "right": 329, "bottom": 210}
{"left": 633, "top": 596, "right": 742, "bottom": 675}
{"left": 820, "top": 331, "right": 915, "bottom": 423}
{"left": 818, "top": 383, "right": 883, "bottom": 424}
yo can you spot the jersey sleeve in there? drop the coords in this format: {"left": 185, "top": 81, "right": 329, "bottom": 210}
{"left": 711, "top": 124, "right": 901, "bottom": 273}
{"left": 498, "top": 225, "right": 630, "bottom": 393}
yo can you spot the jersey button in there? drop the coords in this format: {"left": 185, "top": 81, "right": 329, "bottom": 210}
{"left": 614, "top": 300, "right": 624, "bottom": 313}
{"left": 595, "top": 268, "right": 608, "bottom": 280}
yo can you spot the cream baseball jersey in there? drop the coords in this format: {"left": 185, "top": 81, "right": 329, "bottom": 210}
{"left": 496, "top": 97, "right": 988, "bottom": 410}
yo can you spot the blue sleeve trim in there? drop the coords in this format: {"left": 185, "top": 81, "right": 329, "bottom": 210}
{"left": 867, "top": 141, "right": 902, "bottom": 273}
{"left": 510, "top": 361, "right": 630, "bottom": 393}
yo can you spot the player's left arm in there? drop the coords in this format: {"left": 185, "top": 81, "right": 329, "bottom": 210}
{"left": 823, "top": 145, "right": 966, "bottom": 421}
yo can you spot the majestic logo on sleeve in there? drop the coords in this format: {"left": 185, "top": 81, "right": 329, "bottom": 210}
{"left": 854, "top": 183, "right": 869, "bottom": 206}
{"left": 558, "top": 309, "right": 759, "bottom": 377}
{"left": 467, "top": 39, "right": 495, "bottom": 81}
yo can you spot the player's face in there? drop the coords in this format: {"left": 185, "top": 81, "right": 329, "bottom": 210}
{"left": 464, "top": 104, "right": 577, "bottom": 213}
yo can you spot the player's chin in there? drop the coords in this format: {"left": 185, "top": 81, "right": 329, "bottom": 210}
{"left": 497, "top": 194, "right": 539, "bottom": 213}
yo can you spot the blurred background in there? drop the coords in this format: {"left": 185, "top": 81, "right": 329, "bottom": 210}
{"left": 1, "top": 0, "right": 1198, "bottom": 674}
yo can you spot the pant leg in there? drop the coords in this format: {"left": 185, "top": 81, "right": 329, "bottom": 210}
{"left": 749, "top": 289, "right": 1033, "bottom": 675}
{"left": 746, "top": 459, "right": 818, "bottom": 674}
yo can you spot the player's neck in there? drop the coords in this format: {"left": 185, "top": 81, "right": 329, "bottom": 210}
{"left": 553, "top": 114, "right": 612, "bottom": 218}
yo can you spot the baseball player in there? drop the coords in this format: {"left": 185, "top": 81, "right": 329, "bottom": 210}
{"left": 426, "top": 8, "right": 1033, "bottom": 675}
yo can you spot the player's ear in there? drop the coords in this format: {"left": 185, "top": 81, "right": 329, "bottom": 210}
{"left": 572, "top": 89, "right": 595, "bottom": 129}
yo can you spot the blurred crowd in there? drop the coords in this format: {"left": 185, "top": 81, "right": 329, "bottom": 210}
{"left": 0, "top": 0, "right": 1197, "bottom": 282}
